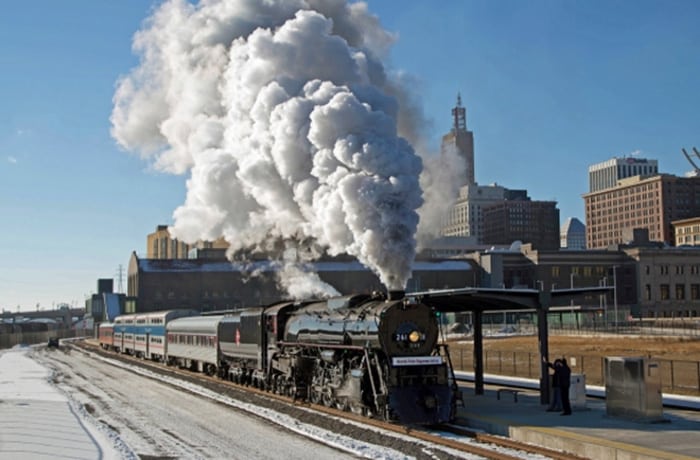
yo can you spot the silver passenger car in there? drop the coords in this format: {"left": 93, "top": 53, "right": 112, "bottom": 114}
{"left": 166, "top": 315, "right": 224, "bottom": 375}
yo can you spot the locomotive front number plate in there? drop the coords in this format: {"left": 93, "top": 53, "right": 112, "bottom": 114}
{"left": 391, "top": 356, "right": 444, "bottom": 366}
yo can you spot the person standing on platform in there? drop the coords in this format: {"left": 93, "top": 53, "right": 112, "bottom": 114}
{"left": 545, "top": 358, "right": 562, "bottom": 412}
{"left": 559, "top": 358, "right": 572, "bottom": 415}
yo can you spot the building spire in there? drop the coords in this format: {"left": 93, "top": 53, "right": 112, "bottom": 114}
{"left": 451, "top": 92, "right": 466, "bottom": 132}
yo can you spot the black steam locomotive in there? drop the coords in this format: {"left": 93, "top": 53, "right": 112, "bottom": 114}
{"left": 216, "top": 291, "right": 460, "bottom": 424}
{"left": 105, "top": 291, "right": 460, "bottom": 425}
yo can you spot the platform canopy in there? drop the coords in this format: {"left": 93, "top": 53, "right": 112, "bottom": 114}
{"left": 407, "top": 286, "right": 613, "bottom": 312}
{"left": 406, "top": 286, "right": 613, "bottom": 402}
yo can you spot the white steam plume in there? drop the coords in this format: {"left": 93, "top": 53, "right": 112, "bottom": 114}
{"left": 417, "top": 147, "right": 467, "bottom": 247}
{"left": 111, "top": 0, "right": 424, "bottom": 297}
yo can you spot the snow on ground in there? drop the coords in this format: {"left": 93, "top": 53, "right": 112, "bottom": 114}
{"left": 0, "top": 345, "right": 134, "bottom": 460}
{"left": 2, "top": 343, "right": 551, "bottom": 460}
{"left": 10, "top": 344, "right": 414, "bottom": 459}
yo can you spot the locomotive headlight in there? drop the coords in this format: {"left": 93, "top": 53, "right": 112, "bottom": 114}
{"left": 393, "top": 322, "right": 425, "bottom": 348}
{"left": 408, "top": 330, "right": 422, "bottom": 343}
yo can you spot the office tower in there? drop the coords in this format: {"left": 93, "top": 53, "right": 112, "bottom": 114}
{"left": 441, "top": 94, "right": 475, "bottom": 186}
{"left": 560, "top": 217, "right": 586, "bottom": 249}
{"left": 588, "top": 157, "right": 658, "bottom": 192}
{"left": 583, "top": 174, "right": 700, "bottom": 249}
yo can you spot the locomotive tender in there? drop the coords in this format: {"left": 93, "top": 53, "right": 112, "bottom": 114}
{"left": 101, "top": 291, "right": 460, "bottom": 425}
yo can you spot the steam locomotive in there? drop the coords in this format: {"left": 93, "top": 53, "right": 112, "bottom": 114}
{"left": 100, "top": 291, "right": 460, "bottom": 425}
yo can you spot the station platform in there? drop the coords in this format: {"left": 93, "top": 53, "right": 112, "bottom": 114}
{"left": 0, "top": 347, "right": 106, "bottom": 460}
{"left": 456, "top": 383, "right": 700, "bottom": 460}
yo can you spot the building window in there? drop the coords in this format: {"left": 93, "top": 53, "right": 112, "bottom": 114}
{"left": 676, "top": 284, "right": 685, "bottom": 300}
{"left": 691, "top": 284, "right": 700, "bottom": 300}
{"left": 660, "top": 284, "right": 670, "bottom": 300}
{"left": 676, "top": 265, "right": 684, "bottom": 275}
{"left": 645, "top": 265, "right": 650, "bottom": 275}
{"left": 645, "top": 284, "right": 652, "bottom": 301}
{"left": 551, "top": 266, "right": 560, "bottom": 277}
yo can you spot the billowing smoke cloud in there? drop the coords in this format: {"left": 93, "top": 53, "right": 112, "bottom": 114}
{"left": 111, "top": 0, "right": 425, "bottom": 297}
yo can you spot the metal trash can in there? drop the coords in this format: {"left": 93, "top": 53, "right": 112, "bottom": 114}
{"left": 569, "top": 374, "right": 587, "bottom": 410}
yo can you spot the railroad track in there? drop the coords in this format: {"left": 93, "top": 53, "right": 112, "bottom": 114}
{"left": 74, "top": 339, "right": 582, "bottom": 459}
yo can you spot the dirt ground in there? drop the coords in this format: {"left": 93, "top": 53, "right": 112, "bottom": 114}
{"left": 449, "top": 334, "right": 700, "bottom": 361}
{"left": 447, "top": 334, "right": 700, "bottom": 394}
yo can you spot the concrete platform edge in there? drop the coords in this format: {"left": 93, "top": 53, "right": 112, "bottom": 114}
{"left": 461, "top": 412, "right": 698, "bottom": 460}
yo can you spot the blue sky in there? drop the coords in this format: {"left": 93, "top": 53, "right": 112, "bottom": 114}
{"left": 1, "top": 0, "right": 698, "bottom": 311}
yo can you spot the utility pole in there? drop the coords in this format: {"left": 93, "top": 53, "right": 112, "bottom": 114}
{"left": 115, "top": 265, "right": 125, "bottom": 293}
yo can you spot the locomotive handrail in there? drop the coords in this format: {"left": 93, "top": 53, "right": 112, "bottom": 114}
{"left": 277, "top": 341, "right": 366, "bottom": 351}
{"left": 439, "top": 343, "right": 464, "bottom": 408}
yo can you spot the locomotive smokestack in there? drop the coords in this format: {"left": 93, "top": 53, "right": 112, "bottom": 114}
{"left": 387, "top": 290, "right": 405, "bottom": 301}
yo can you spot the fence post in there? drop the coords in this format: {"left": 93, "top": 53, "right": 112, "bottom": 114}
{"left": 601, "top": 357, "right": 605, "bottom": 388}
{"left": 670, "top": 360, "right": 675, "bottom": 392}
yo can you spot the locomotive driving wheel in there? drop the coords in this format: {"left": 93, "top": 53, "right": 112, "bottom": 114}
{"left": 335, "top": 397, "right": 349, "bottom": 411}
{"left": 350, "top": 403, "right": 364, "bottom": 415}
{"left": 272, "top": 375, "right": 283, "bottom": 394}
{"left": 321, "top": 388, "right": 334, "bottom": 407}
{"left": 286, "top": 379, "right": 297, "bottom": 398}
{"left": 309, "top": 387, "right": 322, "bottom": 404}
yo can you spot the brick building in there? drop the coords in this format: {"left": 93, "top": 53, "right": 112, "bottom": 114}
{"left": 126, "top": 251, "right": 476, "bottom": 313}
{"left": 481, "top": 199, "right": 560, "bottom": 250}
{"left": 583, "top": 174, "right": 700, "bottom": 249}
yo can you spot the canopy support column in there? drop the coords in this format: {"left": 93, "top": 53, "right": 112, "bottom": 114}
{"left": 537, "top": 291, "right": 551, "bottom": 405}
{"left": 473, "top": 309, "right": 484, "bottom": 395}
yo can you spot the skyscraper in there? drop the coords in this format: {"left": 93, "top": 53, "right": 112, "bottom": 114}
{"left": 441, "top": 94, "right": 475, "bottom": 186}
{"left": 560, "top": 217, "right": 586, "bottom": 249}
{"left": 588, "top": 156, "right": 658, "bottom": 192}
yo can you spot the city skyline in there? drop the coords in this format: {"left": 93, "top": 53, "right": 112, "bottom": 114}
{"left": 1, "top": 0, "right": 699, "bottom": 310}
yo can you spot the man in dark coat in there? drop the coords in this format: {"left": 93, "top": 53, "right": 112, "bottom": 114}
{"left": 545, "top": 359, "right": 562, "bottom": 411}
{"left": 559, "top": 358, "right": 572, "bottom": 415}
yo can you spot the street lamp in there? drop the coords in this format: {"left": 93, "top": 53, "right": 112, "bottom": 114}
{"left": 570, "top": 272, "right": 578, "bottom": 306}
{"left": 599, "top": 277, "right": 608, "bottom": 327}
